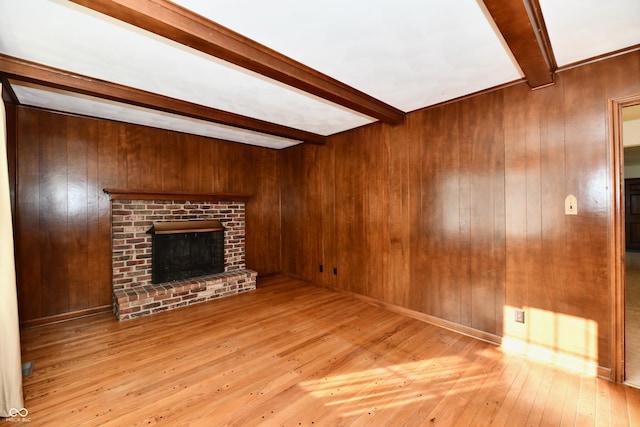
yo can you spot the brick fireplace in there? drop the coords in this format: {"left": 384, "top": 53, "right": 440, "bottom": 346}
{"left": 105, "top": 189, "right": 257, "bottom": 321}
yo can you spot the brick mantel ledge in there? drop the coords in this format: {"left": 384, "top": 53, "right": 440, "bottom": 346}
{"left": 103, "top": 188, "right": 252, "bottom": 202}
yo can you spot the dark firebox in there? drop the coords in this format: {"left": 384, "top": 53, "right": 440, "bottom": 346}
{"left": 149, "top": 220, "right": 225, "bottom": 283}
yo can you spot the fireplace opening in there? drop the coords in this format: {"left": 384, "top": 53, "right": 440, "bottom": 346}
{"left": 149, "top": 220, "right": 225, "bottom": 283}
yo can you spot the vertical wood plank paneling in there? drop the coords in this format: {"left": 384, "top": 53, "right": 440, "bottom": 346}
{"left": 457, "top": 101, "right": 473, "bottom": 327}
{"left": 312, "top": 143, "right": 331, "bottom": 286}
{"left": 39, "top": 113, "right": 69, "bottom": 316}
{"left": 280, "top": 144, "right": 324, "bottom": 282}
{"left": 439, "top": 102, "right": 463, "bottom": 324}
{"left": 196, "top": 138, "right": 216, "bottom": 193}
{"left": 85, "top": 117, "right": 100, "bottom": 309}
{"left": 16, "top": 109, "right": 42, "bottom": 320}
{"left": 364, "top": 124, "right": 390, "bottom": 301}
{"left": 280, "top": 145, "right": 299, "bottom": 277}
{"left": 563, "top": 63, "right": 611, "bottom": 367}
{"left": 387, "top": 123, "right": 411, "bottom": 307}
{"left": 124, "top": 125, "right": 144, "bottom": 190}
{"left": 407, "top": 113, "right": 428, "bottom": 312}
{"left": 160, "top": 130, "right": 181, "bottom": 192}
{"left": 493, "top": 94, "right": 507, "bottom": 335}
{"left": 467, "top": 92, "right": 492, "bottom": 333}
{"left": 66, "top": 114, "right": 90, "bottom": 312}
{"left": 321, "top": 139, "right": 336, "bottom": 288}
{"left": 503, "top": 84, "right": 529, "bottom": 336}
{"left": 466, "top": 92, "right": 504, "bottom": 334}
{"left": 117, "top": 124, "right": 128, "bottom": 188}
{"left": 95, "top": 119, "right": 122, "bottom": 307}
{"left": 523, "top": 86, "right": 545, "bottom": 348}
{"left": 15, "top": 108, "right": 282, "bottom": 324}
{"left": 178, "top": 133, "right": 200, "bottom": 191}
{"left": 333, "top": 131, "right": 366, "bottom": 294}
{"left": 539, "top": 79, "right": 568, "bottom": 326}
{"left": 126, "top": 126, "right": 163, "bottom": 190}
{"left": 421, "top": 106, "right": 444, "bottom": 319}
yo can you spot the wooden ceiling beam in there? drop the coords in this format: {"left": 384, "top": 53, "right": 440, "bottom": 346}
{"left": 69, "top": 0, "right": 406, "bottom": 125}
{"left": 0, "top": 54, "right": 325, "bottom": 144}
{"left": 482, "top": 0, "right": 555, "bottom": 88}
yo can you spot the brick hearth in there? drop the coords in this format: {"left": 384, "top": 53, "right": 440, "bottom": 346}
{"left": 108, "top": 194, "right": 257, "bottom": 320}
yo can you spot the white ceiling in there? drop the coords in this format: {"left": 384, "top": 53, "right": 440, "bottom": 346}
{"left": 538, "top": 0, "right": 640, "bottom": 66}
{"left": 1, "top": 0, "right": 639, "bottom": 149}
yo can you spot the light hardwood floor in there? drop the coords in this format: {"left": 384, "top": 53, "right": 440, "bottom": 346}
{"left": 16, "top": 275, "right": 640, "bottom": 426}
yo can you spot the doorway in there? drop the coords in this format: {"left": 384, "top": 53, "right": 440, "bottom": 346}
{"left": 612, "top": 98, "right": 640, "bottom": 384}
{"left": 624, "top": 105, "right": 640, "bottom": 386}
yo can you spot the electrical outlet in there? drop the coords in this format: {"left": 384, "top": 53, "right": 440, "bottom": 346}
{"left": 514, "top": 309, "right": 525, "bottom": 324}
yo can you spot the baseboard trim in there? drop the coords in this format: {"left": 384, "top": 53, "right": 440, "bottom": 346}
{"left": 20, "top": 305, "right": 112, "bottom": 329}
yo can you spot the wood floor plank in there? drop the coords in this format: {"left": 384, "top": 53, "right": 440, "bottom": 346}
{"left": 487, "top": 358, "right": 535, "bottom": 426}
{"left": 595, "top": 377, "right": 611, "bottom": 427}
{"left": 525, "top": 364, "right": 556, "bottom": 426}
{"left": 560, "top": 367, "right": 582, "bottom": 426}
{"left": 576, "top": 375, "right": 598, "bottom": 425}
{"left": 609, "top": 380, "right": 631, "bottom": 427}
{"left": 458, "top": 351, "right": 523, "bottom": 427}
{"left": 626, "top": 386, "right": 640, "bottom": 423}
{"left": 539, "top": 367, "right": 571, "bottom": 426}
{"left": 15, "top": 275, "right": 640, "bottom": 426}
{"left": 503, "top": 357, "right": 547, "bottom": 425}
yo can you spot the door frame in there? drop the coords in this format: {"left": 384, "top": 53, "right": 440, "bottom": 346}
{"left": 610, "top": 93, "right": 640, "bottom": 383}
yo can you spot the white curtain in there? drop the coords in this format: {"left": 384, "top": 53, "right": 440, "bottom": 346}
{"left": 0, "top": 84, "right": 24, "bottom": 417}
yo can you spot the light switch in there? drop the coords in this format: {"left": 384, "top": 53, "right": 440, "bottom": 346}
{"left": 565, "top": 194, "right": 577, "bottom": 215}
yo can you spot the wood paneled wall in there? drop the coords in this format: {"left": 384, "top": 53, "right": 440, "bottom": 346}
{"left": 14, "top": 108, "right": 281, "bottom": 324}
{"left": 281, "top": 51, "right": 640, "bottom": 371}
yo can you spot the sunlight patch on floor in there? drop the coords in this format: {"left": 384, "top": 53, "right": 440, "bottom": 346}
{"left": 298, "top": 355, "right": 482, "bottom": 416}
{"left": 503, "top": 305, "right": 598, "bottom": 376}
